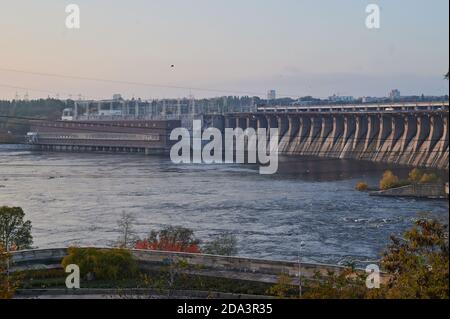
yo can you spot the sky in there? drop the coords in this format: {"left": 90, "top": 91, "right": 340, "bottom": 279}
{"left": 0, "top": 0, "right": 448, "bottom": 100}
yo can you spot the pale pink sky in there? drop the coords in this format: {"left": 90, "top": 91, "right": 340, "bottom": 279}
{"left": 0, "top": 0, "right": 448, "bottom": 100}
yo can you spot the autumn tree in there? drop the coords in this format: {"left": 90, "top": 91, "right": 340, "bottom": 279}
{"left": 408, "top": 168, "right": 424, "bottom": 183}
{"left": 301, "top": 219, "right": 449, "bottom": 299}
{"left": 0, "top": 206, "right": 33, "bottom": 252}
{"left": 408, "top": 169, "right": 440, "bottom": 184}
{"left": 355, "top": 182, "right": 368, "bottom": 192}
{"left": 419, "top": 173, "right": 439, "bottom": 184}
{"left": 379, "top": 170, "right": 400, "bottom": 190}
{"left": 380, "top": 219, "right": 449, "bottom": 299}
{"left": 135, "top": 226, "right": 201, "bottom": 253}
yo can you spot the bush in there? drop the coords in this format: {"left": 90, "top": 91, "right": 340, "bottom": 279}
{"left": 379, "top": 170, "right": 400, "bottom": 190}
{"left": 408, "top": 168, "right": 424, "bottom": 183}
{"left": 135, "top": 226, "right": 201, "bottom": 253}
{"left": 61, "top": 247, "right": 138, "bottom": 281}
{"left": 355, "top": 182, "right": 368, "bottom": 192}
{"left": 203, "top": 233, "right": 238, "bottom": 256}
{"left": 266, "top": 273, "right": 298, "bottom": 298}
{"left": 420, "top": 173, "right": 439, "bottom": 184}
{"left": 302, "top": 268, "right": 368, "bottom": 299}
{"left": 408, "top": 169, "right": 439, "bottom": 184}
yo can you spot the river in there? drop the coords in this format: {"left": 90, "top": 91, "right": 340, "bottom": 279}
{"left": 0, "top": 144, "right": 448, "bottom": 265}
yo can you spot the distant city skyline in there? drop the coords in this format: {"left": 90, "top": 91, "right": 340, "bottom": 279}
{"left": 0, "top": 0, "right": 448, "bottom": 100}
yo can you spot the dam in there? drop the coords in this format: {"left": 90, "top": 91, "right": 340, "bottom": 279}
{"left": 207, "top": 102, "right": 449, "bottom": 170}
{"left": 24, "top": 98, "right": 449, "bottom": 170}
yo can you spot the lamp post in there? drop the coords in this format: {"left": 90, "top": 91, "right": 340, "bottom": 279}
{"left": 298, "top": 241, "right": 305, "bottom": 298}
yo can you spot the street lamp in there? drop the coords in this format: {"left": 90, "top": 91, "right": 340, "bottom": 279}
{"left": 298, "top": 241, "right": 305, "bottom": 298}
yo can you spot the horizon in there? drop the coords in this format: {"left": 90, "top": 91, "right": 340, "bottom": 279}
{"left": 1, "top": 91, "right": 449, "bottom": 103}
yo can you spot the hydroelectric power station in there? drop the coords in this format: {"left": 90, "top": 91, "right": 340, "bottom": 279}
{"left": 26, "top": 97, "right": 449, "bottom": 170}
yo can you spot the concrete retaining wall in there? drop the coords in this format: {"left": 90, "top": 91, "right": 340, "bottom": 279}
{"left": 10, "top": 248, "right": 381, "bottom": 284}
{"left": 371, "top": 183, "right": 447, "bottom": 199}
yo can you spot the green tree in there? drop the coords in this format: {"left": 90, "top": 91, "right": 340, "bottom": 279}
{"left": 203, "top": 233, "right": 238, "bottom": 256}
{"left": 0, "top": 206, "right": 33, "bottom": 251}
{"left": 61, "top": 247, "right": 138, "bottom": 281}
{"left": 152, "top": 226, "right": 199, "bottom": 248}
{"left": 0, "top": 99, "right": 67, "bottom": 135}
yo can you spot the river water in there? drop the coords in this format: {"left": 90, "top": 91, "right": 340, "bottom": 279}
{"left": 0, "top": 145, "right": 448, "bottom": 265}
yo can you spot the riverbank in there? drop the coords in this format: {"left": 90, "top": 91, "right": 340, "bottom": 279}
{"left": 370, "top": 183, "right": 449, "bottom": 199}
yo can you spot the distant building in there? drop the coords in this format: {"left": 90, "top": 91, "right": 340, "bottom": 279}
{"left": 267, "top": 90, "right": 276, "bottom": 101}
{"left": 389, "top": 89, "right": 401, "bottom": 100}
{"left": 112, "top": 94, "right": 123, "bottom": 101}
{"left": 294, "top": 100, "right": 316, "bottom": 106}
{"left": 362, "top": 96, "right": 380, "bottom": 103}
{"left": 329, "top": 94, "right": 354, "bottom": 103}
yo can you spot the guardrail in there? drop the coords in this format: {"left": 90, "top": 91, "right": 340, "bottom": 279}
{"left": 257, "top": 101, "right": 449, "bottom": 113}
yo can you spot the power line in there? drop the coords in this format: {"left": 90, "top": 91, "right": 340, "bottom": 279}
{"left": 0, "top": 67, "right": 303, "bottom": 99}
{"left": 0, "top": 84, "right": 93, "bottom": 100}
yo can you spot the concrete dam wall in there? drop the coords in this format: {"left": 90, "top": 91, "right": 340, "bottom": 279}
{"left": 214, "top": 110, "right": 449, "bottom": 170}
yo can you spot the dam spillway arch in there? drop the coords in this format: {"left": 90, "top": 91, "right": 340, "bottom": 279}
{"left": 216, "top": 110, "right": 449, "bottom": 170}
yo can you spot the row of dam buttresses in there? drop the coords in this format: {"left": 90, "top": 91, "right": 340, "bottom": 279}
{"left": 220, "top": 111, "right": 449, "bottom": 170}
